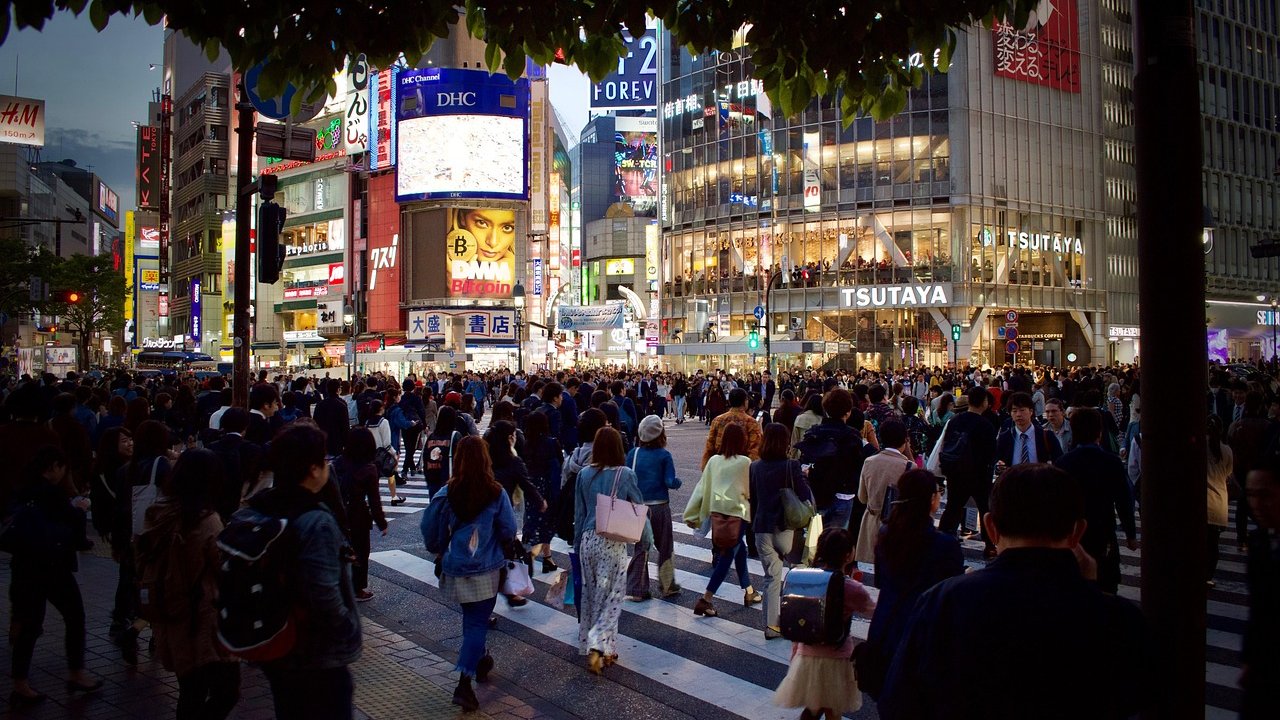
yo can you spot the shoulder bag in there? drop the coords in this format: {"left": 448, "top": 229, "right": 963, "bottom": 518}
{"left": 595, "top": 467, "right": 649, "bottom": 544}
{"left": 778, "top": 461, "right": 816, "bottom": 531}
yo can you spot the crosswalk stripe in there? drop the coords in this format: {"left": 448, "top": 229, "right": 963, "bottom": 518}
{"left": 369, "top": 549, "right": 798, "bottom": 720}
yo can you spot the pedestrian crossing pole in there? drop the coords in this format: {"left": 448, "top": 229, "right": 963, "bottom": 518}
{"left": 1134, "top": 1, "right": 1207, "bottom": 715}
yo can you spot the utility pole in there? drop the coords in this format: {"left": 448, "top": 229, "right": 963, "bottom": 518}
{"left": 1134, "top": 2, "right": 1206, "bottom": 717}
{"left": 232, "top": 79, "right": 255, "bottom": 409}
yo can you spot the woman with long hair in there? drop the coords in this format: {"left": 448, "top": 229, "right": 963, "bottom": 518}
{"left": 137, "top": 449, "right": 240, "bottom": 719}
{"left": 773, "top": 528, "right": 875, "bottom": 719}
{"left": 573, "top": 427, "right": 649, "bottom": 674}
{"left": 423, "top": 405, "right": 462, "bottom": 497}
{"left": 859, "top": 469, "right": 963, "bottom": 700}
{"left": 684, "top": 423, "right": 761, "bottom": 617}
{"left": 749, "top": 423, "right": 813, "bottom": 639}
{"left": 486, "top": 420, "right": 546, "bottom": 608}
{"left": 333, "top": 428, "right": 388, "bottom": 602}
{"left": 365, "top": 399, "right": 404, "bottom": 506}
{"left": 91, "top": 426, "right": 132, "bottom": 636}
{"left": 705, "top": 377, "right": 727, "bottom": 425}
{"left": 522, "top": 410, "right": 563, "bottom": 573}
{"left": 420, "top": 436, "right": 517, "bottom": 712}
{"left": 1207, "top": 414, "right": 1234, "bottom": 584}
{"left": 791, "top": 393, "right": 825, "bottom": 451}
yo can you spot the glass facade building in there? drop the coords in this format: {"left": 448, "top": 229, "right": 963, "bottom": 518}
{"left": 657, "top": 4, "right": 1127, "bottom": 371}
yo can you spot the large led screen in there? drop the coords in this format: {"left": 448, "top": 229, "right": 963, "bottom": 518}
{"left": 398, "top": 115, "right": 525, "bottom": 200}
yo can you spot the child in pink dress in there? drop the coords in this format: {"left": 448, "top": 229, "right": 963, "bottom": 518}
{"left": 773, "top": 528, "right": 876, "bottom": 719}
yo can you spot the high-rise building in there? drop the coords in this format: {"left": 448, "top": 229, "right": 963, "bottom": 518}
{"left": 1196, "top": 0, "right": 1280, "bottom": 360}
{"left": 657, "top": 3, "right": 1131, "bottom": 371}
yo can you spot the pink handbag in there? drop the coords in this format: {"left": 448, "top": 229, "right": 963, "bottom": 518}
{"left": 595, "top": 468, "right": 649, "bottom": 544}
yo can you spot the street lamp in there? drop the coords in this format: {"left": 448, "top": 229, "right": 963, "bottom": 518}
{"left": 512, "top": 283, "right": 525, "bottom": 373}
{"left": 343, "top": 303, "right": 355, "bottom": 381}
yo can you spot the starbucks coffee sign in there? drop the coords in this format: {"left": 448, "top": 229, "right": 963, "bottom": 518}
{"left": 840, "top": 283, "right": 952, "bottom": 309}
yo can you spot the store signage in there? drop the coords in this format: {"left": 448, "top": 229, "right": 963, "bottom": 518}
{"left": 139, "top": 226, "right": 160, "bottom": 252}
{"left": 283, "top": 285, "right": 329, "bottom": 299}
{"left": 1257, "top": 312, "right": 1280, "bottom": 326}
{"left": 344, "top": 54, "right": 370, "bottom": 156}
{"left": 285, "top": 241, "right": 329, "bottom": 257}
{"left": 802, "top": 131, "right": 820, "bottom": 212}
{"left": 139, "top": 269, "right": 160, "bottom": 291}
{"left": 328, "top": 262, "right": 345, "bottom": 285}
{"left": 839, "top": 283, "right": 953, "bottom": 309}
{"left": 369, "top": 232, "right": 397, "bottom": 290}
{"left": 532, "top": 258, "right": 543, "bottom": 296}
{"left": 407, "top": 308, "right": 517, "bottom": 341}
{"left": 283, "top": 330, "right": 323, "bottom": 342}
{"left": 571, "top": 249, "right": 581, "bottom": 267}
{"left": 189, "top": 279, "right": 201, "bottom": 345}
{"left": 662, "top": 80, "right": 764, "bottom": 119}
{"left": 590, "top": 29, "right": 658, "bottom": 110}
{"left": 141, "top": 337, "right": 180, "bottom": 349}
{"left": 137, "top": 125, "right": 161, "bottom": 209}
{"left": 605, "top": 258, "right": 635, "bottom": 275}
{"left": 1109, "top": 325, "right": 1140, "bottom": 337}
{"left": 158, "top": 292, "right": 168, "bottom": 317}
{"left": 1005, "top": 230, "right": 1085, "bottom": 256}
{"left": 369, "top": 67, "right": 397, "bottom": 170}
{"left": 0, "top": 94, "right": 45, "bottom": 147}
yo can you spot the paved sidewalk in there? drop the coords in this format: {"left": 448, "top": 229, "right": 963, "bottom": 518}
{"left": 0, "top": 549, "right": 508, "bottom": 719}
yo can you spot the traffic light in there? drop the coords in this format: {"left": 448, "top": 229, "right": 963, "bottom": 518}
{"left": 951, "top": 323, "right": 962, "bottom": 342}
{"left": 257, "top": 200, "right": 287, "bottom": 284}
{"left": 54, "top": 289, "right": 82, "bottom": 304}
{"left": 379, "top": 334, "right": 386, "bottom": 350}
{"left": 748, "top": 328, "right": 760, "bottom": 350}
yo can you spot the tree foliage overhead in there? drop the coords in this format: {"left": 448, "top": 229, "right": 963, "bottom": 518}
{"left": 2, "top": 0, "right": 1039, "bottom": 121}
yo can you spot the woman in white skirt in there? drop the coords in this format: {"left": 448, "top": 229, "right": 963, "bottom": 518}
{"left": 774, "top": 528, "right": 875, "bottom": 719}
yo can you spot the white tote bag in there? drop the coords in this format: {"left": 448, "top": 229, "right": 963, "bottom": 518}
{"left": 925, "top": 420, "right": 950, "bottom": 476}
{"left": 130, "top": 458, "right": 161, "bottom": 537}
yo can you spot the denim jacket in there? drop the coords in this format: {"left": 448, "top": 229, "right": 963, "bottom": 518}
{"left": 422, "top": 487, "right": 517, "bottom": 577}
{"left": 624, "top": 447, "right": 681, "bottom": 503}
{"left": 243, "top": 486, "right": 361, "bottom": 670}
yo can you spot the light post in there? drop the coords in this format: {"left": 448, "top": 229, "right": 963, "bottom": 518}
{"left": 513, "top": 282, "right": 525, "bottom": 373}
{"left": 343, "top": 303, "right": 355, "bottom": 381}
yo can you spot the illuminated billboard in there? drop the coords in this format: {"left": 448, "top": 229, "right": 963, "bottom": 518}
{"left": 96, "top": 181, "right": 120, "bottom": 226}
{"left": 993, "top": 0, "right": 1081, "bottom": 93}
{"left": 613, "top": 118, "right": 657, "bottom": 217}
{"left": 444, "top": 207, "right": 516, "bottom": 299}
{"left": 395, "top": 68, "right": 530, "bottom": 202}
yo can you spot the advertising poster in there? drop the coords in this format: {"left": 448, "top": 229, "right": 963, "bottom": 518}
{"left": 445, "top": 207, "right": 516, "bottom": 298}
{"left": 407, "top": 308, "right": 516, "bottom": 342}
{"left": 395, "top": 67, "right": 530, "bottom": 202}
{"left": 993, "top": 0, "right": 1081, "bottom": 93}
{"left": 557, "top": 304, "right": 625, "bottom": 331}
{"left": 0, "top": 94, "right": 45, "bottom": 146}
{"left": 589, "top": 29, "right": 658, "bottom": 110}
{"left": 613, "top": 124, "right": 658, "bottom": 217}
{"left": 1208, "top": 328, "right": 1230, "bottom": 365}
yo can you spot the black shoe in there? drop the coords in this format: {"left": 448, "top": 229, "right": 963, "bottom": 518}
{"left": 452, "top": 676, "right": 479, "bottom": 712}
{"left": 390, "top": 496, "right": 407, "bottom": 506}
{"left": 488, "top": 614, "right": 498, "bottom": 627}
{"left": 506, "top": 594, "right": 528, "bottom": 608}
{"left": 115, "top": 626, "right": 139, "bottom": 665}
{"left": 541, "top": 557, "right": 558, "bottom": 573}
{"left": 65, "top": 678, "right": 103, "bottom": 694}
{"left": 8, "top": 690, "right": 46, "bottom": 708}
{"left": 476, "top": 654, "right": 495, "bottom": 683}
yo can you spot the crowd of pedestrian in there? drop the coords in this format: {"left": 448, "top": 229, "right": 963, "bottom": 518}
{"left": 1, "top": 359, "right": 1279, "bottom": 718}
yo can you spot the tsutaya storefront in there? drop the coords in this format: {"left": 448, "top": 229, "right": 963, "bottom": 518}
{"left": 658, "top": 211, "right": 1108, "bottom": 372}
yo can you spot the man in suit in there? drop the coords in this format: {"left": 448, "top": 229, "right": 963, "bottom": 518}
{"left": 208, "top": 407, "right": 265, "bottom": 520}
{"left": 246, "top": 383, "right": 282, "bottom": 445}
{"left": 1053, "top": 408, "right": 1137, "bottom": 594}
{"left": 995, "top": 392, "right": 1064, "bottom": 471}
{"left": 937, "top": 387, "right": 1000, "bottom": 558}
{"left": 761, "top": 371, "right": 776, "bottom": 413}
{"left": 878, "top": 463, "right": 1150, "bottom": 720}
{"left": 559, "top": 377, "right": 580, "bottom": 449}
{"left": 314, "top": 379, "right": 351, "bottom": 457}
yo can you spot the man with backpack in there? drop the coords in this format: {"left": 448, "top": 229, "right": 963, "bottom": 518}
{"left": 610, "top": 380, "right": 640, "bottom": 444}
{"left": 208, "top": 408, "right": 264, "bottom": 522}
{"left": 218, "top": 424, "right": 362, "bottom": 719}
{"left": 936, "top": 387, "right": 999, "bottom": 559}
{"left": 796, "top": 388, "right": 864, "bottom": 532}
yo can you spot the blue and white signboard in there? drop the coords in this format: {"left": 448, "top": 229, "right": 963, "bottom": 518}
{"left": 557, "top": 304, "right": 626, "bottom": 332}
{"left": 189, "top": 279, "right": 201, "bottom": 346}
{"left": 395, "top": 68, "right": 530, "bottom": 202}
{"left": 532, "top": 258, "right": 544, "bottom": 296}
{"left": 407, "top": 308, "right": 517, "bottom": 343}
{"left": 590, "top": 29, "right": 658, "bottom": 110}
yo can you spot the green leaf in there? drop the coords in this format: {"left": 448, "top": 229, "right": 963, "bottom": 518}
{"left": 204, "top": 37, "right": 221, "bottom": 63}
{"left": 503, "top": 46, "right": 526, "bottom": 79}
{"left": 485, "top": 41, "right": 502, "bottom": 73}
{"left": 88, "top": 0, "right": 108, "bottom": 31}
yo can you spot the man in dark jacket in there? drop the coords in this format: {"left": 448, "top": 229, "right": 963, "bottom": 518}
{"left": 246, "top": 383, "right": 281, "bottom": 445}
{"left": 243, "top": 424, "right": 362, "bottom": 718}
{"left": 1053, "top": 408, "right": 1136, "bottom": 594}
{"left": 208, "top": 408, "right": 264, "bottom": 521}
{"left": 879, "top": 463, "right": 1149, "bottom": 720}
{"left": 797, "top": 388, "right": 864, "bottom": 531}
{"left": 536, "top": 381, "right": 564, "bottom": 442}
{"left": 314, "top": 379, "right": 352, "bottom": 457}
{"left": 937, "top": 387, "right": 999, "bottom": 558}
{"left": 559, "top": 378, "right": 580, "bottom": 448}
{"left": 994, "top": 392, "right": 1063, "bottom": 469}
{"left": 1243, "top": 457, "right": 1280, "bottom": 718}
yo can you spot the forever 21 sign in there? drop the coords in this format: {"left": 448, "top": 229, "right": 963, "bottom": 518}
{"left": 590, "top": 29, "right": 657, "bottom": 110}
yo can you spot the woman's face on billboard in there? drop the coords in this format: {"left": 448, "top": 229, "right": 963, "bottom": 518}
{"left": 462, "top": 209, "right": 516, "bottom": 261}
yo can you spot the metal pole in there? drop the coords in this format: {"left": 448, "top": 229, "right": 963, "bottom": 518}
{"left": 232, "top": 79, "right": 255, "bottom": 409}
{"left": 1134, "top": 2, "right": 1206, "bottom": 717}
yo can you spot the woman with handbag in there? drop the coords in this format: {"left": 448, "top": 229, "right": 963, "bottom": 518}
{"left": 521, "top": 411, "right": 563, "bottom": 574}
{"left": 487, "top": 420, "right": 547, "bottom": 607}
{"left": 419, "top": 436, "right": 518, "bottom": 712}
{"left": 365, "top": 400, "right": 404, "bottom": 506}
{"left": 684, "top": 423, "right": 761, "bottom": 617}
{"left": 857, "top": 469, "right": 962, "bottom": 700}
{"left": 749, "top": 423, "right": 814, "bottom": 639}
{"left": 572, "top": 427, "right": 652, "bottom": 674}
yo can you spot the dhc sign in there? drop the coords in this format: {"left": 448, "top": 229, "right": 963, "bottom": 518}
{"left": 841, "top": 283, "right": 952, "bottom": 309}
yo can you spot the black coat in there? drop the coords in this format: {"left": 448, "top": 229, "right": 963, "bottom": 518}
{"left": 995, "top": 423, "right": 1064, "bottom": 467}
{"left": 208, "top": 433, "right": 265, "bottom": 522}
{"left": 879, "top": 548, "right": 1149, "bottom": 720}
{"left": 314, "top": 396, "right": 351, "bottom": 456}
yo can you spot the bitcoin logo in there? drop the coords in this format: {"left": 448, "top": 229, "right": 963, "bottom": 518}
{"left": 446, "top": 229, "right": 477, "bottom": 262}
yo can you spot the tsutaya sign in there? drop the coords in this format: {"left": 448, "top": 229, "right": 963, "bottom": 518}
{"left": 984, "top": 228, "right": 1085, "bottom": 257}
{"left": 841, "top": 283, "right": 952, "bottom": 309}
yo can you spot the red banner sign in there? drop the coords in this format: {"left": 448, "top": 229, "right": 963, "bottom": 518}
{"left": 993, "top": 0, "right": 1081, "bottom": 93}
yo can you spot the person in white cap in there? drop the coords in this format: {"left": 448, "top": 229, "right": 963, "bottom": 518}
{"left": 624, "top": 415, "right": 682, "bottom": 600}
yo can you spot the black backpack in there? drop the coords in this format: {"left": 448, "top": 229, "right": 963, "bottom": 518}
{"left": 779, "top": 568, "right": 850, "bottom": 646}
{"left": 938, "top": 424, "right": 977, "bottom": 476}
{"left": 214, "top": 513, "right": 298, "bottom": 663}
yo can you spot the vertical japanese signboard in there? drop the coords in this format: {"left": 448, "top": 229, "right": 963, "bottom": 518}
{"left": 993, "top": 0, "right": 1081, "bottom": 93}
{"left": 344, "top": 54, "right": 370, "bottom": 156}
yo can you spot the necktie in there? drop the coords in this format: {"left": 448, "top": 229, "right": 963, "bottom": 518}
{"left": 1020, "top": 430, "right": 1032, "bottom": 465}
{"left": 1234, "top": 405, "right": 1242, "bottom": 423}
